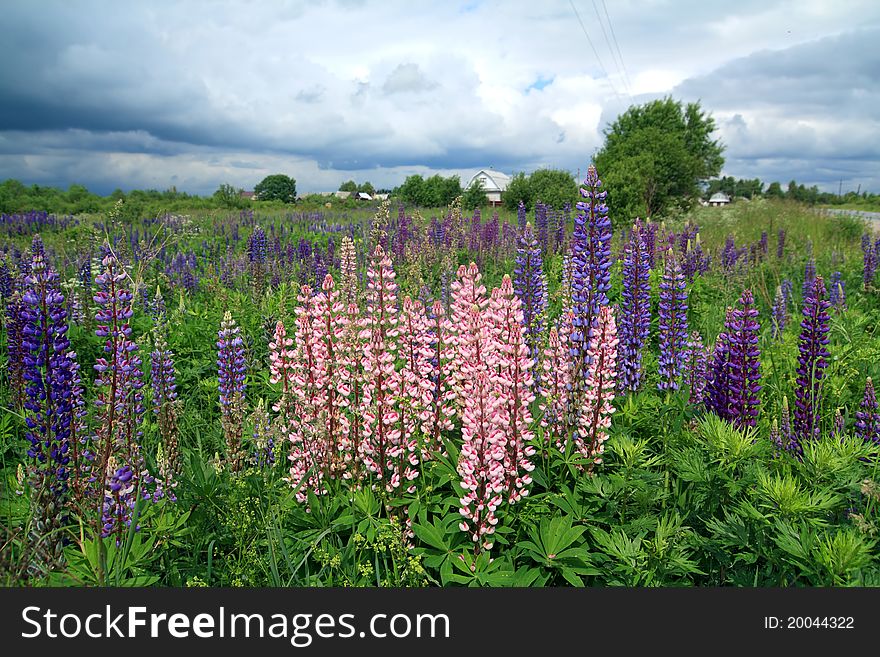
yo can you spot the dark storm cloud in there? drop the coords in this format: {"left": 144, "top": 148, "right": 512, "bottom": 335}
{"left": 0, "top": 0, "right": 878, "bottom": 193}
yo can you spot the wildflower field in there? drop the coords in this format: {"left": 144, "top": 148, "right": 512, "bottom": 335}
{"left": 2, "top": 168, "right": 880, "bottom": 587}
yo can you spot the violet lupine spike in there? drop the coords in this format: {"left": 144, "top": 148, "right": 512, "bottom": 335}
{"left": 863, "top": 233, "right": 877, "bottom": 289}
{"left": 535, "top": 202, "right": 549, "bottom": 252}
{"left": 828, "top": 271, "right": 846, "bottom": 311}
{"left": 101, "top": 459, "right": 137, "bottom": 544}
{"left": 723, "top": 289, "right": 762, "bottom": 429}
{"left": 792, "top": 276, "right": 831, "bottom": 450}
{"left": 777, "top": 230, "right": 786, "bottom": 259}
{"left": 517, "top": 200, "right": 527, "bottom": 232}
{"left": 854, "top": 378, "right": 879, "bottom": 444}
{"left": 513, "top": 222, "right": 546, "bottom": 372}
{"left": 657, "top": 249, "right": 689, "bottom": 391}
{"left": 781, "top": 278, "right": 793, "bottom": 312}
{"left": 769, "top": 419, "right": 783, "bottom": 453}
{"left": 802, "top": 257, "right": 816, "bottom": 301}
{"left": 618, "top": 224, "right": 651, "bottom": 392}
{"left": 92, "top": 249, "right": 155, "bottom": 530}
{"left": 569, "top": 163, "right": 612, "bottom": 430}
{"left": 248, "top": 401, "right": 275, "bottom": 469}
{"left": 0, "top": 256, "right": 13, "bottom": 300}
{"left": 20, "top": 249, "right": 78, "bottom": 574}
{"left": 6, "top": 292, "right": 28, "bottom": 408}
{"left": 150, "top": 301, "right": 180, "bottom": 491}
{"left": 704, "top": 308, "right": 733, "bottom": 419}
{"left": 831, "top": 408, "right": 845, "bottom": 440}
{"left": 771, "top": 285, "right": 787, "bottom": 339}
{"left": 779, "top": 395, "right": 795, "bottom": 455}
{"left": 217, "top": 310, "right": 247, "bottom": 473}
{"left": 683, "top": 332, "right": 707, "bottom": 405}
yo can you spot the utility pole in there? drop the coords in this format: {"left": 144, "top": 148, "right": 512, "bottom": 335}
{"left": 838, "top": 178, "right": 843, "bottom": 200}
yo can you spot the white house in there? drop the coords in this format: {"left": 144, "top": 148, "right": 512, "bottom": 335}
{"left": 467, "top": 169, "right": 512, "bottom": 206}
{"left": 708, "top": 192, "right": 731, "bottom": 207}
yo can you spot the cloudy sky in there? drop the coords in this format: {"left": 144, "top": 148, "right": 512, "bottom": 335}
{"left": 1, "top": 0, "right": 878, "bottom": 195}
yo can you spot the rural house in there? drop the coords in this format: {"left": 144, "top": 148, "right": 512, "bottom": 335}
{"left": 467, "top": 169, "right": 512, "bottom": 206}
{"left": 708, "top": 192, "right": 731, "bottom": 207}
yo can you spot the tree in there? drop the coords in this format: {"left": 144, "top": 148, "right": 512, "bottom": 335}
{"left": 528, "top": 168, "right": 578, "bottom": 209}
{"left": 462, "top": 179, "right": 487, "bottom": 210}
{"left": 339, "top": 180, "right": 358, "bottom": 192}
{"left": 503, "top": 172, "right": 532, "bottom": 211}
{"left": 214, "top": 183, "right": 247, "bottom": 209}
{"left": 594, "top": 97, "right": 724, "bottom": 223}
{"left": 357, "top": 181, "right": 375, "bottom": 195}
{"left": 254, "top": 174, "right": 297, "bottom": 203}
{"left": 397, "top": 174, "right": 426, "bottom": 206}
{"left": 765, "top": 181, "right": 784, "bottom": 199}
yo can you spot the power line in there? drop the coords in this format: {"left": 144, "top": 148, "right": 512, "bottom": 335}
{"left": 600, "top": 0, "right": 634, "bottom": 97}
{"left": 568, "top": 0, "right": 627, "bottom": 110}
{"left": 591, "top": 0, "right": 633, "bottom": 102}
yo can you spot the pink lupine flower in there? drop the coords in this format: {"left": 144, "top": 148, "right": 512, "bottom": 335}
{"left": 287, "top": 284, "right": 329, "bottom": 503}
{"left": 339, "top": 235, "right": 358, "bottom": 306}
{"left": 314, "top": 274, "right": 351, "bottom": 477}
{"left": 489, "top": 275, "right": 536, "bottom": 505}
{"left": 576, "top": 305, "right": 618, "bottom": 471}
{"left": 340, "top": 300, "right": 365, "bottom": 481}
{"left": 398, "top": 296, "right": 435, "bottom": 465}
{"left": 422, "top": 300, "right": 457, "bottom": 455}
{"left": 359, "top": 246, "right": 418, "bottom": 492}
{"left": 457, "top": 368, "right": 506, "bottom": 554}
{"left": 539, "top": 314, "right": 574, "bottom": 453}
{"left": 449, "top": 262, "right": 490, "bottom": 396}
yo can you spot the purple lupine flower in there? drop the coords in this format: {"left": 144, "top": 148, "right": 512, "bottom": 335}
{"left": 769, "top": 420, "right": 782, "bottom": 452}
{"left": 828, "top": 271, "right": 846, "bottom": 311}
{"left": 218, "top": 310, "right": 247, "bottom": 472}
{"left": 759, "top": 231, "right": 768, "bottom": 256}
{"left": 772, "top": 285, "right": 787, "bottom": 339}
{"left": 854, "top": 378, "right": 879, "bottom": 444}
{"left": 777, "top": 230, "right": 785, "bottom": 259}
{"left": 249, "top": 401, "right": 275, "bottom": 469}
{"left": 618, "top": 224, "right": 651, "bottom": 391}
{"left": 517, "top": 200, "right": 527, "bottom": 232}
{"left": 150, "top": 299, "right": 180, "bottom": 490}
{"left": 779, "top": 395, "right": 795, "bottom": 455}
{"left": 92, "top": 248, "right": 155, "bottom": 516}
{"left": 683, "top": 332, "right": 707, "bottom": 405}
{"left": 830, "top": 408, "right": 845, "bottom": 440}
{"left": 569, "top": 164, "right": 612, "bottom": 374}
{"left": 535, "top": 202, "right": 549, "bottom": 252}
{"left": 723, "top": 289, "right": 761, "bottom": 428}
{"left": 793, "top": 276, "right": 831, "bottom": 450}
{"left": 0, "top": 256, "right": 12, "bottom": 300}
{"left": 802, "top": 257, "right": 816, "bottom": 301}
{"left": 705, "top": 308, "right": 732, "bottom": 418}
{"left": 20, "top": 248, "right": 76, "bottom": 494}
{"left": 6, "top": 291, "right": 28, "bottom": 408}
{"left": 513, "top": 222, "right": 546, "bottom": 370}
{"left": 862, "top": 233, "right": 877, "bottom": 289}
{"left": 643, "top": 220, "right": 657, "bottom": 269}
{"left": 657, "top": 249, "right": 689, "bottom": 391}
{"left": 781, "top": 278, "right": 793, "bottom": 311}
{"left": 101, "top": 461, "right": 137, "bottom": 544}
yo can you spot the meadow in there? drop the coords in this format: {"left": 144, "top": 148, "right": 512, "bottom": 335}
{"left": 2, "top": 172, "right": 880, "bottom": 587}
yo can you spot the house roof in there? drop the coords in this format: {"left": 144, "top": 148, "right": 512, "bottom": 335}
{"left": 709, "top": 192, "right": 731, "bottom": 203}
{"left": 356, "top": 192, "right": 373, "bottom": 200}
{"left": 467, "top": 169, "right": 512, "bottom": 192}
